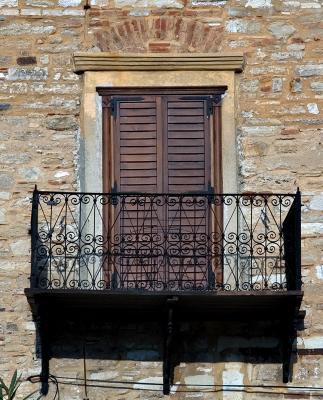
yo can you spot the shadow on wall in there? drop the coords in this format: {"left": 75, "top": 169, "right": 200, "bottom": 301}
{"left": 37, "top": 315, "right": 298, "bottom": 377}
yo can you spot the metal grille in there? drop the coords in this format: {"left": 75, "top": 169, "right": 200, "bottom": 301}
{"left": 30, "top": 189, "right": 301, "bottom": 292}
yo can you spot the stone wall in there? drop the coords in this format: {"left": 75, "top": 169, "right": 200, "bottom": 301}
{"left": 0, "top": 0, "right": 323, "bottom": 399}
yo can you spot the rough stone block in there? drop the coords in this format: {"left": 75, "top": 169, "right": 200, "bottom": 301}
{"left": 45, "top": 115, "right": 78, "bottom": 131}
{"left": 7, "top": 67, "right": 48, "bottom": 81}
{"left": 307, "top": 103, "right": 319, "bottom": 114}
{"left": 0, "top": 173, "right": 14, "bottom": 190}
{"left": 272, "top": 77, "right": 283, "bottom": 92}
{"left": 225, "top": 19, "right": 261, "bottom": 33}
{"left": 302, "top": 223, "right": 323, "bottom": 236}
{"left": 297, "top": 64, "right": 323, "bottom": 77}
{"left": 290, "top": 78, "right": 302, "bottom": 92}
{"left": 0, "top": 209, "right": 6, "bottom": 225}
{"left": 191, "top": 0, "right": 226, "bottom": 5}
{"left": 16, "top": 57, "right": 37, "bottom": 66}
{"left": 0, "top": 0, "right": 17, "bottom": 6}
{"left": 268, "top": 21, "right": 296, "bottom": 39}
{"left": 59, "top": 0, "right": 81, "bottom": 5}
{"left": 245, "top": 0, "right": 272, "bottom": 7}
{"left": 9, "top": 240, "right": 30, "bottom": 256}
{"left": 115, "top": 0, "right": 184, "bottom": 7}
{"left": 0, "top": 23, "right": 56, "bottom": 36}
{"left": 311, "top": 81, "right": 323, "bottom": 92}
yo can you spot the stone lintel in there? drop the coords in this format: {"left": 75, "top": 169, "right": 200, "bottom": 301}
{"left": 73, "top": 52, "right": 245, "bottom": 73}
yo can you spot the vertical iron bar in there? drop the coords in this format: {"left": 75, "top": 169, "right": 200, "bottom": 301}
{"left": 64, "top": 195, "right": 68, "bottom": 288}
{"left": 39, "top": 305, "right": 49, "bottom": 395}
{"left": 295, "top": 189, "right": 302, "bottom": 290}
{"left": 30, "top": 186, "right": 39, "bottom": 289}
{"left": 264, "top": 196, "right": 268, "bottom": 289}
{"left": 150, "top": 195, "right": 153, "bottom": 289}
{"left": 236, "top": 195, "right": 239, "bottom": 290}
{"left": 164, "top": 195, "right": 168, "bottom": 289}
{"left": 136, "top": 195, "right": 139, "bottom": 288}
{"left": 78, "top": 194, "right": 82, "bottom": 289}
{"left": 279, "top": 196, "right": 283, "bottom": 287}
{"left": 250, "top": 195, "right": 253, "bottom": 289}
{"left": 48, "top": 195, "right": 54, "bottom": 288}
{"left": 93, "top": 195, "right": 96, "bottom": 289}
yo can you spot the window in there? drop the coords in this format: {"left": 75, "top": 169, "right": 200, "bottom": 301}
{"left": 98, "top": 88, "right": 226, "bottom": 290}
{"left": 98, "top": 88, "right": 226, "bottom": 194}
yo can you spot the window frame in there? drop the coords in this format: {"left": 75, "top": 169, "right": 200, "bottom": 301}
{"left": 97, "top": 86, "right": 227, "bottom": 195}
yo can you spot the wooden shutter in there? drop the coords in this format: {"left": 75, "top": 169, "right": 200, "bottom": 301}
{"left": 166, "top": 96, "right": 210, "bottom": 193}
{"left": 114, "top": 95, "right": 162, "bottom": 193}
{"left": 113, "top": 94, "right": 210, "bottom": 194}
{"left": 103, "top": 91, "right": 220, "bottom": 290}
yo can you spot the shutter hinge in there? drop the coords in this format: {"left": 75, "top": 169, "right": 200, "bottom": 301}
{"left": 111, "top": 181, "right": 118, "bottom": 206}
{"left": 207, "top": 95, "right": 223, "bottom": 117}
{"left": 178, "top": 95, "right": 223, "bottom": 117}
{"left": 108, "top": 97, "right": 144, "bottom": 118}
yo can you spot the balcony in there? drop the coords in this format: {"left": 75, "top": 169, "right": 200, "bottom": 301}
{"left": 25, "top": 188, "right": 304, "bottom": 394}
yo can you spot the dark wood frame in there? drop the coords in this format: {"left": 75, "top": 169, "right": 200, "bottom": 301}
{"left": 98, "top": 86, "right": 227, "bottom": 194}
{"left": 99, "top": 87, "right": 227, "bottom": 287}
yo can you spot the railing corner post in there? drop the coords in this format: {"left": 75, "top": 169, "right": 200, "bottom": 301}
{"left": 30, "top": 186, "right": 39, "bottom": 289}
{"left": 295, "top": 189, "right": 302, "bottom": 290}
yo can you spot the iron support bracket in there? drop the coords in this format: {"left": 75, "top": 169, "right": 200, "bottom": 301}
{"left": 282, "top": 310, "right": 303, "bottom": 383}
{"left": 38, "top": 305, "right": 50, "bottom": 395}
{"left": 163, "top": 297, "right": 178, "bottom": 395}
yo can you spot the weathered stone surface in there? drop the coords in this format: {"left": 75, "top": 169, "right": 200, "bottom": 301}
{"left": 0, "top": 0, "right": 17, "bottom": 6}
{"left": 245, "top": 0, "right": 272, "bottom": 7}
{"left": 18, "top": 167, "right": 41, "bottom": 181}
{"left": 268, "top": 21, "right": 296, "bottom": 39}
{"left": 0, "top": 2, "right": 323, "bottom": 397}
{"left": 59, "top": 0, "right": 81, "bottom": 5}
{"left": 225, "top": 19, "right": 261, "bottom": 33}
{"left": 7, "top": 67, "right": 48, "bottom": 81}
{"left": 9, "top": 240, "right": 30, "bottom": 256}
{"left": 222, "top": 367, "right": 244, "bottom": 400}
{"left": 272, "top": 77, "right": 283, "bottom": 92}
{"left": 302, "top": 223, "right": 323, "bottom": 236}
{"left": 297, "top": 64, "right": 323, "bottom": 77}
{"left": 311, "top": 81, "right": 323, "bottom": 92}
{"left": 290, "top": 78, "right": 302, "bottom": 92}
{"left": 115, "top": 0, "right": 184, "bottom": 7}
{"left": 16, "top": 56, "right": 37, "bottom": 66}
{"left": 0, "top": 23, "right": 56, "bottom": 36}
{"left": 191, "top": 0, "right": 226, "bottom": 4}
{"left": 45, "top": 115, "right": 78, "bottom": 130}
{"left": 307, "top": 103, "right": 319, "bottom": 114}
{"left": 309, "top": 194, "right": 323, "bottom": 210}
{"left": 0, "top": 173, "right": 14, "bottom": 190}
{"left": 0, "top": 209, "right": 7, "bottom": 225}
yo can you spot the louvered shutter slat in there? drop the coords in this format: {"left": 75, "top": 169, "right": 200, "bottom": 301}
{"left": 166, "top": 98, "right": 209, "bottom": 193}
{"left": 116, "top": 98, "right": 159, "bottom": 193}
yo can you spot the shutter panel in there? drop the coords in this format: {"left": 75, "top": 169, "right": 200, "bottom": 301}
{"left": 115, "top": 96, "right": 161, "bottom": 193}
{"left": 166, "top": 97, "right": 209, "bottom": 193}
{"left": 165, "top": 96, "right": 211, "bottom": 288}
{"left": 110, "top": 93, "right": 213, "bottom": 290}
{"left": 166, "top": 96, "right": 210, "bottom": 235}
{"left": 113, "top": 96, "right": 164, "bottom": 288}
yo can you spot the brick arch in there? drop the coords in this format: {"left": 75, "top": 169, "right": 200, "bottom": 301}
{"left": 94, "top": 17, "right": 224, "bottom": 53}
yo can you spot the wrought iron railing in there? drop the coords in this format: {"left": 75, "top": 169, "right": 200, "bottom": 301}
{"left": 30, "top": 188, "right": 301, "bottom": 292}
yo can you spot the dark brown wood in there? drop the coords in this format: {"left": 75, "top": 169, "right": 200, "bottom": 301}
{"left": 213, "top": 103, "right": 223, "bottom": 285}
{"left": 213, "top": 103, "right": 223, "bottom": 194}
{"left": 100, "top": 88, "right": 226, "bottom": 289}
{"left": 97, "top": 87, "right": 227, "bottom": 97}
{"left": 102, "top": 102, "right": 112, "bottom": 286}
